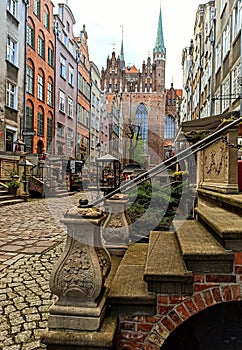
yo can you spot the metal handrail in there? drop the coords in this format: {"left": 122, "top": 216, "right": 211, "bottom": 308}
{"left": 81, "top": 114, "right": 242, "bottom": 208}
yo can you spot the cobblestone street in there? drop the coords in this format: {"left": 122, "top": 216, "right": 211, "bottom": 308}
{"left": 0, "top": 193, "right": 88, "bottom": 350}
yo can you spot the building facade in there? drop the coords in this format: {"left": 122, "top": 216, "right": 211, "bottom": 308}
{"left": 181, "top": 0, "right": 242, "bottom": 128}
{"left": 89, "top": 61, "right": 101, "bottom": 171}
{"left": 0, "top": 0, "right": 27, "bottom": 153}
{"left": 54, "top": 3, "right": 78, "bottom": 159}
{"left": 75, "top": 25, "right": 91, "bottom": 164}
{"left": 101, "top": 7, "right": 173, "bottom": 169}
{"left": 25, "top": 0, "right": 55, "bottom": 156}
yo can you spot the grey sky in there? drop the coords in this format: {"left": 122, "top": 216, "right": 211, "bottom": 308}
{"left": 52, "top": 0, "right": 208, "bottom": 88}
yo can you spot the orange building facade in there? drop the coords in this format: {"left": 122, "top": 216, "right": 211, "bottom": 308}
{"left": 25, "top": 0, "right": 55, "bottom": 156}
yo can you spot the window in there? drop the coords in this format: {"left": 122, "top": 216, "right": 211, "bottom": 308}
{"left": 27, "top": 24, "right": 34, "bottom": 48}
{"left": 63, "top": 32, "right": 67, "bottom": 46}
{"left": 233, "top": 0, "right": 242, "bottom": 40}
{"left": 26, "top": 106, "right": 34, "bottom": 130}
{"left": 60, "top": 55, "right": 66, "bottom": 79}
{"left": 59, "top": 90, "right": 65, "bottom": 112}
{"left": 43, "top": 9, "right": 50, "bottom": 30}
{"left": 232, "top": 63, "right": 241, "bottom": 101}
{"left": 164, "top": 116, "right": 175, "bottom": 139}
{"left": 26, "top": 65, "right": 34, "bottom": 94}
{"left": 215, "top": 40, "right": 222, "bottom": 71}
{"left": 69, "top": 65, "right": 74, "bottom": 86}
{"left": 223, "top": 20, "right": 231, "bottom": 57}
{"left": 25, "top": 105, "right": 34, "bottom": 152}
{"left": 136, "top": 103, "right": 148, "bottom": 148}
{"left": 6, "top": 81, "right": 17, "bottom": 109}
{"left": 69, "top": 40, "right": 74, "bottom": 56}
{"left": 37, "top": 74, "right": 44, "bottom": 101}
{"left": 66, "top": 21, "right": 70, "bottom": 32}
{"left": 7, "top": 35, "right": 18, "bottom": 66}
{"left": 34, "top": 0, "right": 40, "bottom": 18}
{"left": 67, "top": 97, "right": 74, "bottom": 118}
{"left": 222, "top": 77, "right": 230, "bottom": 111}
{"left": 38, "top": 35, "right": 45, "bottom": 58}
{"left": 47, "top": 81, "right": 53, "bottom": 106}
{"left": 48, "top": 46, "right": 54, "bottom": 66}
{"left": 47, "top": 116, "right": 53, "bottom": 152}
{"left": 67, "top": 128, "right": 73, "bottom": 156}
{"left": 37, "top": 111, "right": 44, "bottom": 136}
{"left": 77, "top": 103, "right": 81, "bottom": 123}
{"left": 7, "top": 0, "right": 17, "bottom": 17}
{"left": 57, "top": 122, "right": 64, "bottom": 137}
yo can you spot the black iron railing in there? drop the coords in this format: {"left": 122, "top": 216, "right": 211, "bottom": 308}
{"left": 81, "top": 113, "right": 242, "bottom": 208}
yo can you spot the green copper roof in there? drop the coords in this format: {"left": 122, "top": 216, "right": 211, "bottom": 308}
{"left": 120, "top": 38, "right": 124, "bottom": 61}
{"left": 154, "top": 7, "right": 166, "bottom": 54}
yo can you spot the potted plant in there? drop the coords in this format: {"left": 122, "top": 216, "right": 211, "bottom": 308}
{"left": 8, "top": 173, "right": 21, "bottom": 196}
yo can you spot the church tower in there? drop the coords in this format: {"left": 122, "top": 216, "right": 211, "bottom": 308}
{"left": 100, "top": 5, "right": 168, "bottom": 168}
{"left": 153, "top": 6, "right": 166, "bottom": 92}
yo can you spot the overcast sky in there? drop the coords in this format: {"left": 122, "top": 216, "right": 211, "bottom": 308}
{"left": 52, "top": 0, "right": 208, "bottom": 88}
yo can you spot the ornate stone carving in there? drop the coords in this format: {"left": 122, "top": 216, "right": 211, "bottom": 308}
{"left": 102, "top": 199, "right": 130, "bottom": 247}
{"left": 48, "top": 204, "right": 112, "bottom": 331}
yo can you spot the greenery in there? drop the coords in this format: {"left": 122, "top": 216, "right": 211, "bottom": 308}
{"left": 8, "top": 171, "right": 20, "bottom": 190}
{"left": 126, "top": 176, "right": 194, "bottom": 240}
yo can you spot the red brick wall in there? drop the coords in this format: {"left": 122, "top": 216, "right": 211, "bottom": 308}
{"left": 117, "top": 252, "right": 242, "bottom": 349}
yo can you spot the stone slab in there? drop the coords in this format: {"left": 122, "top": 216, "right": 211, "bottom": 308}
{"left": 174, "top": 220, "right": 234, "bottom": 273}
{"left": 42, "top": 315, "right": 118, "bottom": 349}
{"left": 195, "top": 204, "right": 242, "bottom": 242}
{"left": 108, "top": 243, "right": 156, "bottom": 315}
{"left": 144, "top": 231, "right": 193, "bottom": 294}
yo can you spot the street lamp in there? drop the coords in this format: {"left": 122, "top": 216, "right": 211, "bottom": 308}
{"left": 18, "top": 155, "right": 34, "bottom": 193}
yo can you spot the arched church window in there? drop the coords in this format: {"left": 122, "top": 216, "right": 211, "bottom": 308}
{"left": 136, "top": 103, "right": 148, "bottom": 150}
{"left": 164, "top": 115, "right": 175, "bottom": 139}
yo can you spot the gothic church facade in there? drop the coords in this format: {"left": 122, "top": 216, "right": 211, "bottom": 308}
{"left": 101, "top": 7, "right": 181, "bottom": 168}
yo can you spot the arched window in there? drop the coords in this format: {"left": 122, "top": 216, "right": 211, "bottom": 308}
{"left": 136, "top": 103, "right": 148, "bottom": 150}
{"left": 25, "top": 100, "right": 34, "bottom": 153}
{"left": 164, "top": 115, "right": 175, "bottom": 139}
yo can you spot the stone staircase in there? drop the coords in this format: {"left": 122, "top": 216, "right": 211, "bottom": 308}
{"left": 107, "top": 188, "right": 241, "bottom": 316}
{"left": 0, "top": 182, "right": 24, "bottom": 206}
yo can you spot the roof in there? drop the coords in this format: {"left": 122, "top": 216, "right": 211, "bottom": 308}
{"left": 181, "top": 111, "right": 239, "bottom": 133}
{"left": 125, "top": 65, "right": 138, "bottom": 74}
{"left": 97, "top": 154, "right": 119, "bottom": 162}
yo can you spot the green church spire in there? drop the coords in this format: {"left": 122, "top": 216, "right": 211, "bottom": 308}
{"left": 154, "top": 6, "right": 166, "bottom": 55}
{"left": 120, "top": 25, "right": 125, "bottom": 61}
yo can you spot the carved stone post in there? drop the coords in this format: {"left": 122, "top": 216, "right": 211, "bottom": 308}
{"left": 199, "top": 126, "right": 239, "bottom": 193}
{"left": 102, "top": 194, "right": 130, "bottom": 253}
{"left": 47, "top": 205, "right": 111, "bottom": 332}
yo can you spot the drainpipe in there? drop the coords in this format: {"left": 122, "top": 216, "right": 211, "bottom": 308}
{"left": 23, "top": 0, "right": 29, "bottom": 145}
{"left": 240, "top": 11, "right": 242, "bottom": 116}
{"left": 198, "top": 32, "right": 202, "bottom": 119}
{"left": 209, "top": 9, "right": 216, "bottom": 117}
{"left": 53, "top": 19, "right": 59, "bottom": 155}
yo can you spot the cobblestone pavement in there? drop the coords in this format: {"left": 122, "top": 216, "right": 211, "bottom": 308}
{"left": 0, "top": 192, "right": 92, "bottom": 350}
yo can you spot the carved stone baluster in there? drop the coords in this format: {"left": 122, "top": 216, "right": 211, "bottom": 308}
{"left": 47, "top": 205, "right": 111, "bottom": 332}
{"left": 102, "top": 195, "right": 130, "bottom": 254}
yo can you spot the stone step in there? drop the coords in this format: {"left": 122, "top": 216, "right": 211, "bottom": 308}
{"left": 174, "top": 220, "right": 234, "bottom": 273}
{"left": 0, "top": 194, "right": 17, "bottom": 201}
{"left": 195, "top": 204, "right": 242, "bottom": 250}
{"left": 108, "top": 243, "right": 156, "bottom": 315}
{"left": 0, "top": 198, "right": 24, "bottom": 206}
{"left": 198, "top": 188, "right": 242, "bottom": 215}
{"left": 144, "top": 231, "right": 193, "bottom": 294}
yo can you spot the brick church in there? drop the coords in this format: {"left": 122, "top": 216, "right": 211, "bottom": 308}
{"left": 101, "top": 6, "right": 182, "bottom": 169}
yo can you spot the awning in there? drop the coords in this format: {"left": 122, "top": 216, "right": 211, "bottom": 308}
{"left": 181, "top": 110, "right": 239, "bottom": 133}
